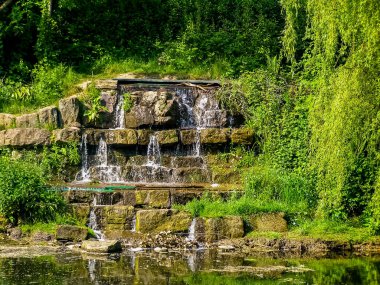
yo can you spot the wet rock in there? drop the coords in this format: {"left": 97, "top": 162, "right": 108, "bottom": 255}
{"left": 155, "top": 130, "right": 178, "bottom": 145}
{"left": 135, "top": 190, "right": 171, "bottom": 208}
{"left": 59, "top": 95, "right": 82, "bottom": 127}
{"left": 52, "top": 127, "right": 81, "bottom": 143}
{"left": 231, "top": 128, "right": 254, "bottom": 145}
{"left": 15, "top": 113, "right": 39, "bottom": 128}
{"left": 180, "top": 129, "right": 197, "bottom": 145}
{"left": 105, "top": 129, "right": 137, "bottom": 145}
{"left": 102, "top": 205, "right": 135, "bottom": 230}
{"left": 195, "top": 216, "right": 244, "bottom": 242}
{"left": 248, "top": 212, "right": 288, "bottom": 232}
{"left": 56, "top": 225, "right": 88, "bottom": 242}
{"left": 200, "top": 128, "right": 229, "bottom": 144}
{"left": 81, "top": 240, "right": 122, "bottom": 253}
{"left": 0, "top": 128, "right": 50, "bottom": 147}
{"left": 137, "top": 129, "right": 154, "bottom": 145}
{"left": 125, "top": 106, "right": 155, "bottom": 128}
{"left": 0, "top": 113, "right": 15, "bottom": 129}
{"left": 62, "top": 190, "right": 93, "bottom": 204}
{"left": 38, "top": 106, "right": 60, "bottom": 129}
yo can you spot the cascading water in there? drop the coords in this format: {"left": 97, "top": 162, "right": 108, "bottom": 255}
{"left": 147, "top": 134, "right": 161, "bottom": 166}
{"left": 96, "top": 137, "right": 108, "bottom": 166}
{"left": 186, "top": 218, "right": 196, "bottom": 242}
{"left": 177, "top": 88, "right": 196, "bottom": 129}
{"left": 76, "top": 134, "right": 90, "bottom": 182}
{"left": 114, "top": 93, "right": 125, "bottom": 129}
{"left": 88, "top": 197, "right": 105, "bottom": 240}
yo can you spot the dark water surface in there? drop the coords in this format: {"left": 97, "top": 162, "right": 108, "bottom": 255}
{"left": 0, "top": 250, "right": 379, "bottom": 285}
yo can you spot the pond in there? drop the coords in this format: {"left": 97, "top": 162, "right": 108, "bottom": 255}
{"left": 0, "top": 250, "right": 379, "bottom": 285}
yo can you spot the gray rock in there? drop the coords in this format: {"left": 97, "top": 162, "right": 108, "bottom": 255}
{"left": 0, "top": 128, "right": 51, "bottom": 147}
{"left": 38, "top": 106, "right": 60, "bottom": 129}
{"left": 15, "top": 113, "right": 39, "bottom": 128}
{"left": 59, "top": 95, "right": 81, "bottom": 127}
{"left": 0, "top": 114, "right": 15, "bottom": 129}
{"left": 52, "top": 127, "right": 81, "bottom": 143}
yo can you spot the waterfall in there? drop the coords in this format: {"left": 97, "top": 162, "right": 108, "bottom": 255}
{"left": 88, "top": 259, "right": 97, "bottom": 282}
{"left": 131, "top": 215, "right": 136, "bottom": 232}
{"left": 96, "top": 137, "right": 108, "bottom": 166}
{"left": 177, "top": 88, "right": 196, "bottom": 129}
{"left": 88, "top": 197, "right": 105, "bottom": 241}
{"left": 193, "top": 128, "right": 201, "bottom": 157}
{"left": 187, "top": 218, "right": 196, "bottom": 241}
{"left": 76, "top": 134, "right": 90, "bottom": 182}
{"left": 147, "top": 134, "right": 161, "bottom": 166}
{"left": 114, "top": 92, "right": 125, "bottom": 129}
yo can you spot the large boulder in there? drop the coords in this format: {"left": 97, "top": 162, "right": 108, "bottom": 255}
{"left": 15, "top": 113, "right": 39, "bottom": 128}
{"left": 0, "top": 128, "right": 50, "bottom": 147}
{"left": 135, "top": 190, "right": 171, "bottom": 208}
{"left": 56, "top": 225, "right": 88, "bottom": 242}
{"left": 124, "top": 106, "right": 155, "bottom": 128}
{"left": 38, "top": 106, "right": 60, "bottom": 129}
{"left": 0, "top": 113, "right": 15, "bottom": 129}
{"left": 247, "top": 212, "right": 288, "bottom": 232}
{"left": 105, "top": 129, "right": 137, "bottom": 145}
{"left": 194, "top": 216, "right": 244, "bottom": 242}
{"left": 135, "top": 209, "right": 192, "bottom": 233}
{"left": 101, "top": 205, "right": 135, "bottom": 231}
{"left": 59, "top": 95, "right": 82, "bottom": 127}
{"left": 52, "top": 127, "right": 81, "bottom": 143}
{"left": 81, "top": 240, "right": 122, "bottom": 253}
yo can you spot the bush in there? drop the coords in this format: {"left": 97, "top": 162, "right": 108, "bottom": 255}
{"left": 0, "top": 157, "right": 66, "bottom": 225}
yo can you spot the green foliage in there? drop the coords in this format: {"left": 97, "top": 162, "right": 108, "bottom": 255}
{"left": 122, "top": 92, "right": 133, "bottom": 112}
{"left": 41, "top": 142, "right": 81, "bottom": 181}
{"left": 83, "top": 83, "right": 107, "bottom": 123}
{"left": 0, "top": 157, "right": 66, "bottom": 225}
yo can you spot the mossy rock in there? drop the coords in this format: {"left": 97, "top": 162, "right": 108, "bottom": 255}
{"left": 247, "top": 212, "right": 288, "bottom": 232}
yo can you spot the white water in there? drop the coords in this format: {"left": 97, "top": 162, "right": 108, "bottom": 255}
{"left": 96, "top": 137, "right": 108, "bottom": 166}
{"left": 76, "top": 134, "right": 91, "bottom": 182}
{"left": 88, "top": 197, "right": 105, "bottom": 241}
{"left": 186, "top": 218, "right": 196, "bottom": 241}
{"left": 147, "top": 134, "right": 161, "bottom": 166}
{"left": 131, "top": 215, "right": 136, "bottom": 232}
{"left": 114, "top": 92, "right": 125, "bottom": 129}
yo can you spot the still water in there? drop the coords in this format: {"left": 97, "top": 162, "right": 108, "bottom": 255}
{"left": 0, "top": 250, "right": 379, "bottom": 285}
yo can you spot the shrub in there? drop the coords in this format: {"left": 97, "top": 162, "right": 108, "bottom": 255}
{"left": 0, "top": 157, "right": 66, "bottom": 225}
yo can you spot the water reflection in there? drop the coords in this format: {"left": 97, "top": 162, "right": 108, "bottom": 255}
{"left": 0, "top": 250, "right": 379, "bottom": 284}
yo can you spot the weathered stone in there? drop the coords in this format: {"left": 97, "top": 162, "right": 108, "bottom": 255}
{"left": 211, "top": 167, "right": 241, "bottom": 184}
{"left": 81, "top": 240, "right": 122, "bottom": 253}
{"left": 155, "top": 211, "right": 192, "bottom": 233}
{"left": 15, "top": 113, "right": 39, "bottom": 128}
{"left": 31, "top": 231, "right": 53, "bottom": 242}
{"left": 231, "top": 128, "right": 254, "bottom": 145}
{"left": 135, "top": 209, "right": 191, "bottom": 233}
{"left": 155, "top": 130, "right": 178, "bottom": 145}
{"left": 248, "top": 212, "right": 288, "bottom": 232}
{"left": 0, "top": 128, "right": 50, "bottom": 147}
{"left": 137, "top": 129, "right": 153, "bottom": 145}
{"left": 171, "top": 157, "right": 204, "bottom": 168}
{"left": 172, "top": 167, "right": 210, "bottom": 183}
{"left": 148, "top": 190, "right": 171, "bottom": 208}
{"left": 8, "top": 228, "right": 22, "bottom": 240}
{"left": 62, "top": 190, "right": 93, "bottom": 204}
{"left": 136, "top": 209, "right": 170, "bottom": 233}
{"left": 56, "top": 225, "right": 88, "bottom": 242}
{"left": 59, "top": 95, "right": 81, "bottom": 127}
{"left": 180, "top": 129, "right": 197, "bottom": 145}
{"left": 85, "top": 90, "right": 118, "bottom": 129}
{"left": 105, "top": 129, "right": 137, "bottom": 145}
{"left": 124, "top": 106, "right": 155, "bottom": 128}
{"left": 38, "top": 106, "right": 60, "bottom": 129}
{"left": 52, "top": 127, "right": 81, "bottom": 143}
{"left": 200, "top": 128, "right": 229, "bottom": 144}
{"left": 195, "top": 216, "right": 244, "bottom": 242}
{"left": 0, "top": 114, "right": 15, "bottom": 129}
{"left": 95, "top": 79, "right": 118, "bottom": 90}
{"left": 70, "top": 203, "right": 90, "bottom": 225}
{"left": 102, "top": 205, "right": 134, "bottom": 225}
